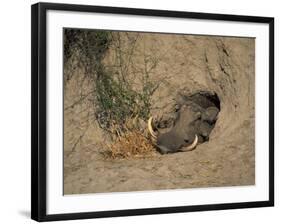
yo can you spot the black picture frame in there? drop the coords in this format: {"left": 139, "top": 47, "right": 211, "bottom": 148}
{"left": 31, "top": 2, "right": 274, "bottom": 222}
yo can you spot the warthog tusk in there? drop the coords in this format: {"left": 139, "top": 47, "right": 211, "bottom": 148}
{"left": 148, "top": 117, "right": 157, "bottom": 139}
{"left": 185, "top": 134, "right": 198, "bottom": 151}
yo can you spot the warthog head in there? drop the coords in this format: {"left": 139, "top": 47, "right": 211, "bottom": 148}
{"left": 148, "top": 104, "right": 201, "bottom": 154}
{"left": 147, "top": 91, "right": 220, "bottom": 154}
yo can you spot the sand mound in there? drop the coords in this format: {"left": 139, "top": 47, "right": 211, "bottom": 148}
{"left": 63, "top": 32, "right": 255, "bottom": 194}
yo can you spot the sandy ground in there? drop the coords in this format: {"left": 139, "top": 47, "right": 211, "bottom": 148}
{"left": 63, "top": 32, "right": 255, "bottom": 194}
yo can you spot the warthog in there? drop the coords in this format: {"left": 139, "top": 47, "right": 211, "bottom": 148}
{"left": 148, "top": 92, "right": 220, "bottom": 154}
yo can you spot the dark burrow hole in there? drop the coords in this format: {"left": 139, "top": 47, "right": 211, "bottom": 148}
{"left": 154, "top": 91, "right": 221, "bottom": 154}
{"left": 187, "top": 91, "right": 221, "bottom": 111}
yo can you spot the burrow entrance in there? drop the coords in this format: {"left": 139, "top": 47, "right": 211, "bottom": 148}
{"left": 154, "top": 91, "right": 221, "bottom": 150}
{"left": 185, "top": 91, "right": 220, "bottom": 143}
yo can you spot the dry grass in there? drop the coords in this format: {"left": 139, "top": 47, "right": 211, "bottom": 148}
{"left": 103, "top": 130, "right": 157, "bottom": 159}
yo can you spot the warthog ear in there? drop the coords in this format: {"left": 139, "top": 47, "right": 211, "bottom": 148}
{"left": 202, "top": 106, "right": 219, "bottom": 124}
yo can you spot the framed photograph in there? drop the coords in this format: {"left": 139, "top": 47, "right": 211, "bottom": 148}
{"left": 31, "top": 2, "right": 274, "bottom": 222}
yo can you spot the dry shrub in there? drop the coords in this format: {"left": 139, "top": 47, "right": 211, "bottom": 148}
{"left": 104, "top": 130, "right": 157, "bottom": 159}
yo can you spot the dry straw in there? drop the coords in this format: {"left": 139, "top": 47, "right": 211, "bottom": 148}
{"left": 104, "top": 130, "right": 157, "bottom": 159}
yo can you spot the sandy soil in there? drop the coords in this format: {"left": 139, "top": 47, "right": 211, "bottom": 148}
{"left": 63, "top": 32, "right": 255, "bottom": 194}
